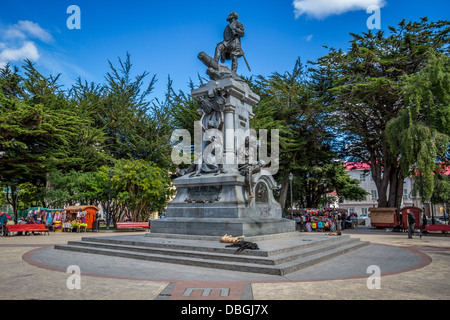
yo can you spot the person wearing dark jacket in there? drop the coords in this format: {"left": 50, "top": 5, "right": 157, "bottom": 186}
{"left": 407, "top": 209, "right": 416, "bottom": 239}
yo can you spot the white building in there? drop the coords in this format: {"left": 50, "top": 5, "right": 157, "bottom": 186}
{"left": 340, "top": 162, "right": 421, "bottom": 216}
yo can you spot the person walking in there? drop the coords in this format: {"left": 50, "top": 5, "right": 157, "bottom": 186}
{"left": 407, "top": 209, "right": 416, "bottom": 239}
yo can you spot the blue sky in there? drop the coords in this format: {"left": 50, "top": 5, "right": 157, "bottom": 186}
{"left": 1, "top": 0, "right": 449, "bottom": 101}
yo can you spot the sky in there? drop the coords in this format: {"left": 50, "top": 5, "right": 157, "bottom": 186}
{"left": 0, "top": 0, "right": 449, "bottom": 102}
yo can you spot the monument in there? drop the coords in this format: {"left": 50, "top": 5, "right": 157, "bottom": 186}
{"left": 150, "top": 12, "right": 296, "bottom": 237}
{"left": 55, "top": 14, "right": 369, "bottom": 275}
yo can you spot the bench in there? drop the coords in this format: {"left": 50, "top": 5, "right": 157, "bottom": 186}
{"left": 420, "top": 224, "right": 450, "bottom": 237}
{"left": 116, "top": 222, "right": 150, "bottom": 231}
{"left": 6, "top": 224, "right": 50, "bottom": 235}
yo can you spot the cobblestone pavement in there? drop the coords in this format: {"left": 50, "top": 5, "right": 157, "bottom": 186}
{"left": 0, "top": 228, "right": 449, "bottom": 300}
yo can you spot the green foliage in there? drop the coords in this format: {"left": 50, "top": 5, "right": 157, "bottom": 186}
{"left": 249, "top": 59, "right": 365, "bottom": 209}
{"left": 45, "top": 170, "right": 105, "bottom": 208}
{"left": 311, "top": 18, "right": 450, "bottom": 208}
{"left": 1, "top": 54, "right": 176, "bottom": 221}
{"left": 386, "top": 50, "right": 450, "bottom": 201}
{"left": 67, "top": 79, "right": 110, "bottom": 171}
{"left": 106, "top": 159, "right": 173, "bottom": 222}
{"left": 431, "top": 173, "right": 450, "bottom": 205}
{"left": 292, "top": 162, "right": 367, "bottom": 209}
{"left": 166, "top": 77, "right": 202, "bottom": 136}
{"left": 0, "top": 61, "right": 81, "bottom": 184}
{"left": 1, "top": 18, "right": 448, "bottom": 219}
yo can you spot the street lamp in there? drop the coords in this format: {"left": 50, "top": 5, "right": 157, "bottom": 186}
{"left": 14, "top": 186, "right": 21, "bottom": 224}
{"left": 107, "top": 169, "right": 113, "bottom": 230}
{"left": 289, "top": 172, "right": 294, "bottom": 216}
{"left": 323, "top": 179, "right": 328, "bottom": 208}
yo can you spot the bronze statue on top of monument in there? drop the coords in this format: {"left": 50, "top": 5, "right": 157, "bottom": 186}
{"left": 198, "top": 12, "right": 251, "bottom": 82}
{"left": 214, "top": 12, "right": 251, "bottom": 73}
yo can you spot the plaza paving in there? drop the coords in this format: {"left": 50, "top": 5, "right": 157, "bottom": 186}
{"left": 0, "top": 227, "right": 449, "bottom": 300}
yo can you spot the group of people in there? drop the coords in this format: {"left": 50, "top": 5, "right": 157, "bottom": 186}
{"left": 0, "top": 209, "right": 90, "bottom": 235}
{"left": 0, "top": 213, "right": 44, "bottom": 236}
{"left": 288, "top": 208, "right": 359, "bottom": 233}
{"left": 63, "top": 215, "right": 88, "bottom": 232}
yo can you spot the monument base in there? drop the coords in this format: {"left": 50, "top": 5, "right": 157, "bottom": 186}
{"left": 150, "top": 173, "right": 296, "bottom": 237}
{"left": 150, "top": 72, "right": 295, "bottom": 237}
{"left": 150, "top": 217, "right": 296, "bottom": 237}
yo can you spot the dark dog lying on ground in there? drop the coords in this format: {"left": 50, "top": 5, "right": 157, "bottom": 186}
{"left": 226, "top": 240, "right": 259, "bottom": 253}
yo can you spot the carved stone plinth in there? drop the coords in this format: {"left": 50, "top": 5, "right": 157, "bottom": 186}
{"left": 150, "top": 172, "right": 295, "bottom": 236}
{"left": 150, "top": 77, "right": 295, "bottom": 237}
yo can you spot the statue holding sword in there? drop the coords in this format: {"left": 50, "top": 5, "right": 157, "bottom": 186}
{"left": 214, "top": 12, "right": 251, "bottom": 73}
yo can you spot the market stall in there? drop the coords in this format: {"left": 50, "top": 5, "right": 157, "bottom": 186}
{"left": 26, "top": 207, "right": 64, "bottom": 231}
{"left": 369, "top": 207, "right": 398, "bottom": 228}
{"left": 289, "top": 208, "right": 339, "bottom": 232}
{"left": 63, "top": 205, "right": 99, "bottom": 231}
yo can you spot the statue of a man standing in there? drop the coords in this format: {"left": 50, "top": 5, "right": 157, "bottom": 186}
{"left": 214, "top": 12, "right": 245, "bottom": 73}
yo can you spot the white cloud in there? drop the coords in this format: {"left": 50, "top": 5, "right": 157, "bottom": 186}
{"left": 0, "top": 20, "right": 91, "bottom": 88}
{"left": 304, "top": 34, "right": 314, "bottom": 42}
{"left": 0, "top": 41, "right": 40, "bottom": 65}
{"left": 0, "top": 21, "right": 52, "bottom": 67}
{"left": 4, "top": 20, "right": 53, "bottom": 43}
{"left": 293, "top": 0, "right": 386, "bottom": 19}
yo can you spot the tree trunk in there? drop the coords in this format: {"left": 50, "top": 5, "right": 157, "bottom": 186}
{"left": 371, "top": 163, "right": 389, "bottom": 208}
{"left": 387, "top": 167, "right": 404, "bottom": 210}
{"left": 371, "top": 153, "right": 404, "bottom": 209}
{"left": 5, "top": 185, "right": 19, "bottom": 224}
{"left": 278, "top": 173, "right": 290, "bottom": 213}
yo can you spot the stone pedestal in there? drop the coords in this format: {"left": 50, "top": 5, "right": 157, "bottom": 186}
{"left": 151, "top": 74, "right": 295, "bottom": 237}
{"left": 150, "top": 172, "right": 295, "bottom": 237}
{"left": 192, "top": 77, "right": 258, "bottom": 172}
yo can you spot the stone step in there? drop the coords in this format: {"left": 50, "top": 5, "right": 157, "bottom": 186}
{"left": 62, "top": 240, "right": 276, "bottom": 265}
{"left": 278, "top": 241, "right": 369, "bottom": 275}
{"left": 54, "top": 235, "right": 370, "bottom": 276}
{"left": 79, "top": 233, "right": 353, "bottom": 257}
{"left": 61, "top": 236, "right": 361, "bottom": 266}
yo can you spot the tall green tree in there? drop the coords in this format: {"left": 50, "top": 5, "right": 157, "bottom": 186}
{"left": 386, "top": 50, "right": 449, "bottom": 202}
{"left": 45, "top": 170, "right": 105, "bottom": 208}
{"left": 108, "top": 159, "right": 173, "bottom": 222}
{"left": 67, "top": 79, "right": 109, "bottom": 172}
{"left": 98, "top": 53, "right": 173, "bottom": 168}
{"left": 166, "top": 77, "right": 203, "bottom": 138}
{"left": 0, "top": 61, "right": 81, "bottom": 220}
{"left": 311, "top": 18, "right": 450, "bottom": 209}
{"left": 251, "top": 59, "right": 350, "bottom": 211}
{"left": 293, "top": 162, "right": 368, "bottom": 209}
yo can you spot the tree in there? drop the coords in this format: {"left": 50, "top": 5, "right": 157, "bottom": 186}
{"left": 431, "top": 174, "right": 449, "bottom": 218}
{"left": 108, "top": 159, "right": 173, "bottom": 223}
{"left": 97, "top": 53, "right": 173, "bottom": 169}
{"left": 386, "top": 50, "right": 450, "bottom": 202}
{"left": 45, "top": 170, "right": 105, "bottom": 208}
{"left": 0, "top": 61, "right": 81, "bottom": 221}
{"left": 66, "top": 79, "right": 110, "bottom": 172}
{"left": 67, "top": 53, "right": 175, "bottom": 171}
{"left": 250, "top": 59, "right": 350, "bottom": 211}
{"left": 166, "top": 77, "right": 203, "bottom": 137}
{"left": 311, "top": 18, "right": 450, "bottom": 209}
{"left": 293, "top": 162, "right": 368, "bottom": 209}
